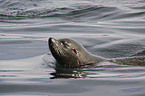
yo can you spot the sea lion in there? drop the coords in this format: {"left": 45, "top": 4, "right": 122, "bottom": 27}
{"left": 48, "top": 37, "right": 145, "bottom": 68}
{"left": 49, "top": 37, "right": 104, "bottom": 68}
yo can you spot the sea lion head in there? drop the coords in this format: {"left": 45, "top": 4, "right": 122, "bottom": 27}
{"left": 48, "top": 37, "right": 97, "bottom": 68}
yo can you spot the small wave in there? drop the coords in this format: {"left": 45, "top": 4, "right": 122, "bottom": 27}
{"left": 1, "top": 3, "right": 145, "bottom": 23}
{"left": 0, "top": 4, "right": 121, "bottom": 22}
{"left": 130, "top": 5, "right": 145, "bottom": 10}
{"left": 132, "top": 50, "right": 145, "bottom": 56}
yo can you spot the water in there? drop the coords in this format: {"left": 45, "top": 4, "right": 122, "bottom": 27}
{"left": 0, "top": 0, "right": 145, "bottom": 95}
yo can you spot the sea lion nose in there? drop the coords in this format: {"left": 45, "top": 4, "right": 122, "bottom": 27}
{"left": 49, "top": 37, "right": 57, "bottom": 45}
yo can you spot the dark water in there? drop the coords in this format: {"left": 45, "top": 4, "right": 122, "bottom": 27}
{"left": 0, "top": 0, "right": 145, "bottom": 95}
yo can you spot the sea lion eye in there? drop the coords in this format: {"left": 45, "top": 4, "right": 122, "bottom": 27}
{"left": 61, "top": 41, "right": 70, "bottom": 48}
{"left": 72, "top": 48, "right": 79, "bottom": 54}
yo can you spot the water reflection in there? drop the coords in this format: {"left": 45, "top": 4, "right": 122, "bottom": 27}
{"left": 50, "top": 67, "right": 87, "bottom": 79}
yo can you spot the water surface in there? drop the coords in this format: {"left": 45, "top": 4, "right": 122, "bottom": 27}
{"left": 0, "top": 0, "right": 145, "bottom": 95}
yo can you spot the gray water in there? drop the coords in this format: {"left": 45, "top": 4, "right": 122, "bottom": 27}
{"left": 0, "top": 0, "right": 145, "bottom": 96}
